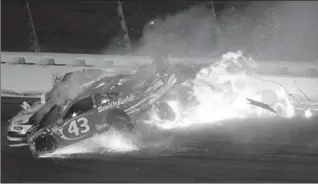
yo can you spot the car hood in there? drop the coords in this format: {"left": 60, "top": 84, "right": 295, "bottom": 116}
{"left": 10, "top": 113, "right": 34, "bottom": 125}
{"left": 10, "top": 102, "right": 43, "bottom": 125}
{"left": 8, "top": 111, "right": 36, "bottom": 135}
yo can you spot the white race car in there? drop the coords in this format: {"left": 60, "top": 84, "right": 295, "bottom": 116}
{"left": 7, "top": 101, "right": 44, "bottom": 147}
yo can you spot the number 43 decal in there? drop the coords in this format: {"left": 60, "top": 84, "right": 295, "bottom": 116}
{"left": 68, "top": 117, "right": 90, "bottom": 136}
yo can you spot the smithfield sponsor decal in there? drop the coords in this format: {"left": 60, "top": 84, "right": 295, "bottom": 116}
{"left": 98, "top": 94, "right": 135, "bottom": 113}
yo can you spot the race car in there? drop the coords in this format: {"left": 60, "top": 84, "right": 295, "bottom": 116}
{"left": 6, "top": 60, "right": 193, "bottom": 148}
{"left": 6, "top": 68, "right": 107, "bottom": 147}
{"left": 25, "top": 64, "right": 198, "bottom": 156}
{"left": 6, "top": 101, "right": 43, "bottom": 147}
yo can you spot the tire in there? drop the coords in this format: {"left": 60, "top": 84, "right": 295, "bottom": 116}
{"left": 156, "top": 102, "right": 176, "bottom": 121}
{"left": 30, "top": 134, "right": 57, "bottom": 157}
{"left": 106, "top": 109, "right": 134, "bottom": 132}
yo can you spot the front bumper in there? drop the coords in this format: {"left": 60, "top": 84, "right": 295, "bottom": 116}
{"left": 7, "top": 117, "right": 39, "bottom": 147}
{"left": 7, "top": 131, "right": 29, "bottom": 147}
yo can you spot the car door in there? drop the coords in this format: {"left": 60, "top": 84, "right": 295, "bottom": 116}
{"left": 57, "top": 96, "right": 101, "bottom": 142}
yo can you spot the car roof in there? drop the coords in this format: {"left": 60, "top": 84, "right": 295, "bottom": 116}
{"left": 68, "top": 63, "right": 203, "bottom": 102}
{"left": 72, "top": 73, "right": 134, "bottom": 101}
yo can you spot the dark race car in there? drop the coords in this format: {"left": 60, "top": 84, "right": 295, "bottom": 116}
{"left": 26, "top": 64, "right": 197, "bottom": 157}
{"left": 6, "top": 68, "right": 108, "bottom": 147}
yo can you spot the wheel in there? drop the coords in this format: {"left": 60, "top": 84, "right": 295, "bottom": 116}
{"left": 30, "top": 134, "right": 57, "bottom": 157}
{"left": 106, "top": 109, "right": 134, "bottom": 132}
{"left": 156, "top": 102, "right": 176, "bottom": 121}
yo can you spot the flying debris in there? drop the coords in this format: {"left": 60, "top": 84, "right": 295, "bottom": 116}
{"left": 246, "top": 98, "right": 277, "bottom": 114}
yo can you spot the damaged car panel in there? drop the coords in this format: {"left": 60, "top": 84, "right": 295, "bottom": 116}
{"left": 26, "top": 65, "right": 192, "bottom": 157}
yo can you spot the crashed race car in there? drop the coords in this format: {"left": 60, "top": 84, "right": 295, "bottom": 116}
{"left": 5, "top": 62, "right": 177, "bottom": 148}
{"left": 20, "top": 63, "right": 200, "bottom": 156}
{"left": 6, "top": 101, "right": 43, "bottom": 147}
{"left": 6, "top": 61, "right": 194, "bottom": 148}
{"left": 6, "top": 68, "right": 108, "bottom": 147}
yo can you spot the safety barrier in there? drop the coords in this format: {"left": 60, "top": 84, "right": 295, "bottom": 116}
{"left": 1, "top": 51, "right": 317, "bottom": 77}
{"left": 1, "top": 51, "right": 317, "bottom": 100}
{"left": 1, "top": 51, "right": 150, "bottom": 67}
{"left": 1, "top": 64, "right": 136, "bottom": 95}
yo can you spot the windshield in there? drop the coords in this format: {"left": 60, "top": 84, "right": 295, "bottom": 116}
{"left": 62, "top": 96, "right": 94, "bottom": 120}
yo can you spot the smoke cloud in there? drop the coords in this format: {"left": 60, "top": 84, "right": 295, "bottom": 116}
{"left": 118, "top": 1, "right": 318, "bottom": 62}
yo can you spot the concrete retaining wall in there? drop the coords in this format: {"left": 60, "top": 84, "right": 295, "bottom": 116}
{"left": 1, "top": 52, "right": 317, "bottom": 76}
{"left": 1, "top": 64, "right": 135, "bottom": 94}
{"left": 246, "top": 75, "right": 318, "bottom": 101}
{"left": 1, "top": 51, "right": 317, "bottom": 101}
{"left": 1, "top": 51, "right": 152, "bottom": 67}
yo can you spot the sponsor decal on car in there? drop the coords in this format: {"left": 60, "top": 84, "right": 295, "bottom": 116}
{"left": 13, "top": 126, "right": 23, "bottom": 131}
{"left": 58, "top": 117, "right": 92, "bottom": 140}
{"left": 98, "top": 94, "right": 135, "bottom": 113}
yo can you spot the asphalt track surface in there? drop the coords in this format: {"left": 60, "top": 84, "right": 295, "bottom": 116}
{"left": 2, "top": 97, "right": 318, "bottom": 182}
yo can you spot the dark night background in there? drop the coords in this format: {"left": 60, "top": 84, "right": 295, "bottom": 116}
{"left": 2, "top": 0, "right": 318, "bottom": 61}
